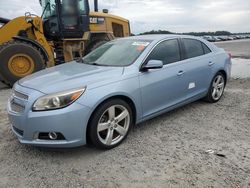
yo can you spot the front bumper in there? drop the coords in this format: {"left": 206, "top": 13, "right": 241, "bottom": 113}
{"left": 7, "top": 83, "right": 92, "bottom": 148}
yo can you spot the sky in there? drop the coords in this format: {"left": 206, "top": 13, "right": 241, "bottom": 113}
{"left": 0, "top": 0, "right": 249, "bottom": 34}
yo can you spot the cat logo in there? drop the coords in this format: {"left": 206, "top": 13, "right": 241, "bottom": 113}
{"left": 90, "top": 17, "right": 105, "bottom": 24}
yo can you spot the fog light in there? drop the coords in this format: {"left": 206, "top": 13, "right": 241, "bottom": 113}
{"left": 48, "top": 132, "right": 57, "bottom": 140}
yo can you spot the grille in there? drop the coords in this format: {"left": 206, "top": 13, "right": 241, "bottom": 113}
{"left": 10, "top": 101, "right": 25, "bottom": 113}
{"left": 14, "top": 90, "right": 29, "bottom": 100}
{"left": 10, "top": 90, "right": 28, "bottom": 113}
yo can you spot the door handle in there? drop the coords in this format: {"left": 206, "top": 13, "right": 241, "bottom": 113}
{"left": 208, "top": 61, "right": 215, "bottom": 66}
{"left": 177, "top": 71, "right": 185, "bottom": 76}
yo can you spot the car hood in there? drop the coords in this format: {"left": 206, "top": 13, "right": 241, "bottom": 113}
{"left": 19, "top": 62, "right": 124, "bottom": 94}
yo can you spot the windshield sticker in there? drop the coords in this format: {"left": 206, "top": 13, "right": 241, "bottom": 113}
{"left": 137, "top": 45, "right": 146, "bottom": 51}
{"left": 132, "top": 42, "right": 150, "bottom": 47}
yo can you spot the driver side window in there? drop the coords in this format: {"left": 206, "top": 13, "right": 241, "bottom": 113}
{"left": 146, "top": 39, "right": 181, "bottom": 65}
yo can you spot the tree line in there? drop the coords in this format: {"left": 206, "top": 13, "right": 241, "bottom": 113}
{"left": 135, "top": 30, "right": 250, "bottom": 36}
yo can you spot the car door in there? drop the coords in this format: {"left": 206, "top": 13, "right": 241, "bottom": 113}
{"left": 180, "top": 38, "right": 213, "bottom": 99}
{"left": 139, "top": 39, "right": 188, "bottom": 118}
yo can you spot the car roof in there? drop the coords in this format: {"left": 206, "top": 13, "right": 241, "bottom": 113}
{"left": 116, "top": 34, "right": 219, "bottom": 52}
{"left": 123, "top": 34, "right": 199, "bottom": 41}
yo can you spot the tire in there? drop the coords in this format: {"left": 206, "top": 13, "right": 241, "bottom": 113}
{"left": 0, "top": 40, "right": 46, "bottom": 86}
{"left": 89, "top": 99, "right": 133, "bottom": 149}
{"left": 204, "top": 72, "right": 226, "bottom": 103}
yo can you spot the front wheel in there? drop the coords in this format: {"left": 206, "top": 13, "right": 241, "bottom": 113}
{"left": 88, "top": 99, "right": 133, "bottom": 149}
{"left": 204, "top": 72, "right": 226, "bottom": 103}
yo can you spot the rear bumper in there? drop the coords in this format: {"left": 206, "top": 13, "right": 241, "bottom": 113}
{"left": 7, "top": 84, "right": 92, "bottom": 148}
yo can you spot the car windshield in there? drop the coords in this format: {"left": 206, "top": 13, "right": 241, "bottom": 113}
{"left": 81, "top": 39, "right": 152, "bottom": 67}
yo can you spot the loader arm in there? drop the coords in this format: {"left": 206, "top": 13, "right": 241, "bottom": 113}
{"left": 0, "top": 17, "right": 33, "bottom": 44}
{"left": 0, "top": 16, "right": 55, "bottom": 86}
{"left": 0, "top": 16, "right": 55, "bottom": 67}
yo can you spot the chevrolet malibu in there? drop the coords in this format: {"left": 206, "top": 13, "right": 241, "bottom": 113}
{"left": 7, "top": 35, "right": 232, "bottom": 149}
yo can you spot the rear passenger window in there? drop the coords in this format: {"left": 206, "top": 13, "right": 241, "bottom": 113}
{"left": 183, "top": 39, "right": 204, "bottom": 59}
{"left": 202, "top": 43, "right": 211, "bottom": 54}
{"left": 147, "top": 39, "right": 181, "bottom": 65}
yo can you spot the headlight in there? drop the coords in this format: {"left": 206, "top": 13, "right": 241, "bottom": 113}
{"left": 33, "top": 87, "right": 86, "bottom": 111}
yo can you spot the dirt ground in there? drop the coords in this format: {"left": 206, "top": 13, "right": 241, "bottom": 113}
{"left": 0, "top": 77, "right": 250, "bottom": 187}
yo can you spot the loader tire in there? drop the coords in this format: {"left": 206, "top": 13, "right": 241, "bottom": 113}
{"left": 0, "top": 40, "right": 46, "bottom": 87}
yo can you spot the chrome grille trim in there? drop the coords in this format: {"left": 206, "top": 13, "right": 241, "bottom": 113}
{"left": 9, "top": 89, "right": 28, "bottom": 113}
{"left": 14, "top": 90, "right": 29, "bottom": 100}
{"left": 10, "top": 101, "right": 25, "bottom": 113}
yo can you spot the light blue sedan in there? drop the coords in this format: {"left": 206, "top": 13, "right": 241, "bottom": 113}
{"left": 7, "top": 35, "right": 232, "bottom": 149}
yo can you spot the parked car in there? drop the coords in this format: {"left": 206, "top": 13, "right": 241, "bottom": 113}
{"left": 217, "top": 36, "right": 227, "bottom": 41}
{"left": 203, "top": 36, "right": 215, "bottom": 42}
{"left": 231, "top": 36, "right": 237, "bottom": 40}
{"left": 238, "top": 35, "right": 246, "bottom": 39}
{"left": 213, "top": 36, "right": 222, "bottom": 42}
{"left": 203, "top": 36, "right": 221, "bottom": 42}
{"left": 235, "top": 35, "right": 241, "bottom": 39}
{"left": 7, "top": 35, "right": 232, "bottom": 149}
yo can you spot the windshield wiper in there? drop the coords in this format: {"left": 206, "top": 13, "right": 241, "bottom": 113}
{"left": 92, "top": 63, "right": 104, "bottom": 66}
{"left": 85, "top": 62, "right": 109, "bottom": 66}
{"left": 76, "top": 59, "right": 109, "bottom": 66}
{"left": 41, "top": 1, "right": 50, "bottom": 18}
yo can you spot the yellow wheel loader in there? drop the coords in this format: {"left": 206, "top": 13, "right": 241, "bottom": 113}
{"left": 0, "top": 0, "right": 130, "bottom": 86}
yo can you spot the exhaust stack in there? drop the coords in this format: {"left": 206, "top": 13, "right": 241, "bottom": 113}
{"left": 94, "top": 0, "right": 98, "bottom": 12}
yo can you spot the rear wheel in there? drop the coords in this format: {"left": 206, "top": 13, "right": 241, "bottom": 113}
{"left": 89, "top": 99, "right": 133, "bottom": 149}
{"left": 0, "top": 40, "right": 46, "bottom": 86}
{"left": 204, "top": 72, "right": 226, "bottom": 103}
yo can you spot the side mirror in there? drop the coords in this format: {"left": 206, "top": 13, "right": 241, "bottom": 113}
{"left": 141, "top": 60, "right": 163, "bottom": 71}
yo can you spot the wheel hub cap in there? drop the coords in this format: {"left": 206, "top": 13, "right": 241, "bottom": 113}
{"left": 8, "top": 54, "right": 35, "bottom": 77}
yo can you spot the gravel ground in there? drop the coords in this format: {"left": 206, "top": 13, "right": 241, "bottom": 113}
{"left": 0, "top": 77, "right": 250, "bottom": 187}
{"left": 231, "top": 58, "right": 250, "bottom": 78}
{"left": 215, "top": 39, "right": 250, "bottom": 59}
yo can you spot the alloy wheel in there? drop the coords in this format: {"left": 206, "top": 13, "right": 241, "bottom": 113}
{"left": 97, "top": 105, "right": 130, "bottom": 146}
{"left": 212, "top": 75, "right": 225, "bottom": 101}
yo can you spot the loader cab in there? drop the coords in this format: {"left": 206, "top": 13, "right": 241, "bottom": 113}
{"left": 41, "top": 0, "right": 90, "bottom": 40}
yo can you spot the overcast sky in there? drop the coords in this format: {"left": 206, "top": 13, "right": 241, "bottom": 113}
{"left": 0, "top": 0, "right": 249, "bottom": 34}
